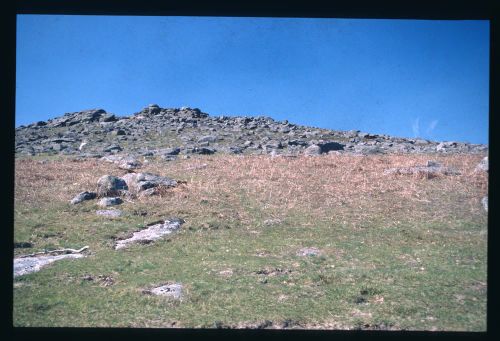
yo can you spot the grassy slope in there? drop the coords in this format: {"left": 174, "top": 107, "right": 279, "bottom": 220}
{"left": 13, "top": 154, "right": 487, "bottom": 330}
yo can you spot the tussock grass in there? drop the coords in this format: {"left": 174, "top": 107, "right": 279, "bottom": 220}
{"left": 13, "top": 153, "right": 487, "bottom": 330}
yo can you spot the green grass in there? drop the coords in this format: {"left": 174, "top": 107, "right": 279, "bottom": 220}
{"left": 13, "top": 154, "right": 487, "bottom": 330}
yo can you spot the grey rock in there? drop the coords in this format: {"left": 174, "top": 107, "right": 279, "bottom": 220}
{"left": 98, "top": 197, "right": 123, "bottom": 207}
{"left": 118, "top": 157, "right": 142, "bottom": 171}
{"left": 70, "top": 191, "right": 97, "bottom": 204}
{"left": 96, "top": 175, "right": 128, "bottom": 197}
{"left": 121, "top": 172, "right": 177, "bottom": 194}
{"left": 354, "top": 145, "right": 383, "bottom": 155}
{"left": 148, "top": 283, "right": 183, "bottom": 299}
{"left": 304, "top": 144, "right": 322, "bottom": 156}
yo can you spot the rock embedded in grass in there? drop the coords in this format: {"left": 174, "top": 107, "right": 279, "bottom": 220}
{"left": 146, "top": 283, "right": 183, "bottom": 299}
{"left": 114, "top": 218, "right": 184, "bottom": 250}
{"left": 98, "top": 197, "right": 123, "bottom": 207}
{"left": 70, "top": 191, "right": 97, "bottom": 204}
{"left": 96, "top": 209, "right": 123, "bottom": 217}
{"left": 297, "top": 247, "right": 321, "bottom": 256}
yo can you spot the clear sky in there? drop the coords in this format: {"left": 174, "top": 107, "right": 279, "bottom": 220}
{"left": 16, "top": 15, "right": 489, "bottom": 144}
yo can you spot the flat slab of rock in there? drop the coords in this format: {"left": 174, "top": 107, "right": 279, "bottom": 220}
{"left": 14, "top": 254, "right": 85, "bottom": 277}
{"left": 115, "top": 218, "right": 184, "bottom": 250}
{"left": 96, "top": 209, "right": 123, "bottom": 218}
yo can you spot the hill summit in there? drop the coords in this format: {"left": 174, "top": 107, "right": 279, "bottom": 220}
{"left": 15, "top": 104, "right": 488, "bottom": 158}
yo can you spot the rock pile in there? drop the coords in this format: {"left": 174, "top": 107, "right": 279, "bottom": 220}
{"left": 15, "top": 105, "right": 488, "bottom": 157}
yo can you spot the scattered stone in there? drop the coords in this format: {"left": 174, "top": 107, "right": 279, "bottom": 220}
{"left": 481, "top": 196, "right": 488, "bottom": 212}
{"left": 475, "top": 157, "right": 488, "bottom": 172}
{"left": 98, "top": 197, "right": 123, "bottom": 207}
{"left": 14, "top": 254, "right": 85, "bottom": 277}
{"left": 96, "top": 209, "right": 123, "bottom": 218}
{"left": 96, "top": 175, "right": 128, "bottom": 197}
{"left": 297, "top": 247, "right": 321, "bottom": 256}
{"left": 70, "top": 191, "right": 97, "bottom": 204}
{"left": 115, "top": 218, "right": 184, "bottom": 249}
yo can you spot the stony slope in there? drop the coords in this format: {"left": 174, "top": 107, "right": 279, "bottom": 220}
{"left": 15, "top": 104, "right": 488, "bottom": 158}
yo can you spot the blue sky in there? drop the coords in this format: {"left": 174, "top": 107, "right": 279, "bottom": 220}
{"left": 16, "top": 15, "right": 489, "bottom": 144}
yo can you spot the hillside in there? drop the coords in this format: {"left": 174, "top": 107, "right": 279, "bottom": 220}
{"left": 13, "top": 106, "right": 488, "bottom": 330}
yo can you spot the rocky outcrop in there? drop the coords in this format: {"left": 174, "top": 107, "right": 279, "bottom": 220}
{"left": 15, "top": 105, "right": 488, "bottom": 157}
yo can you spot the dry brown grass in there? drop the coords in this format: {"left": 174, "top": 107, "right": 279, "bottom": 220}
{"left": 15, "top": 153, "right": 487, "bottom": 232}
